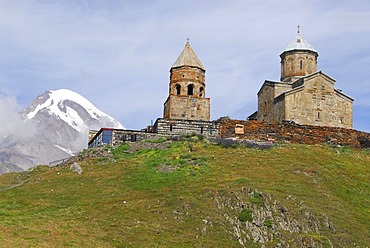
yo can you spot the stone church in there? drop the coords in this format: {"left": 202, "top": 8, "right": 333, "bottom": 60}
{"left": 153, "top": 41, "right": 219, "bottom": 136}
{"left": 253, "top": 29, "right": 353, "bottom": 129}
{"left": 88, "top": 33, "right": 358, "bottom": 148}
{"left": 163, "top": 41, "right": 210, "bottom": 121}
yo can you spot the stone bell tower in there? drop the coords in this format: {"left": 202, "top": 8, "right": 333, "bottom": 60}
{"left": 280, "top": 26, "right": 318, "bottom": 82}
{"left": 163, "top": 40, "right": 210, "bottom": 121}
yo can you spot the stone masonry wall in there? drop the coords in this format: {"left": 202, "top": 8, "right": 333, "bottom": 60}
{"left": 219, "top": 118, "right": 370, "bottom": 149}
{"left": 112, "top": 130, "right": 164, "bottom": 146}
{"left": 154, "top": 118, "right": 220, "bottom": 138}
{"left": 283, "top": 74, "right": 353, "bottom": 129}
{"left": 280, "top": 50, "right": 317, "bottom": 82}
{"left": 164, "top": 95, "right": 210, "bottom": 121}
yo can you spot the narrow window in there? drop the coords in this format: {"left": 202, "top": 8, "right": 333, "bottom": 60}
{"left": 263, "top": 101, "right": 268, "bottom": 116}
{"left": 175, "top": 84, "right": 181, "bottom": 95}
{"left": 199, "top": 87, "right": 204, "bottom": 97}
{"left": 317, "top": 112, "right": 321, "bottom": 119}
{"left": 170, "top": 124, "right": 173, "bottom": 132}
{"left": 187, "top": 84, "right": 194, "bottom": 95}
{"left": 200, "top": 127, "right": 204, "bottom": 134}
{"left": 300, "top": 60, "right": 303, "bottom": 70}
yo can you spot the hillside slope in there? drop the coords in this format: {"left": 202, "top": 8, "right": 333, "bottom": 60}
{"left": 0, "top": 138, "right": 369, "bottom": 247}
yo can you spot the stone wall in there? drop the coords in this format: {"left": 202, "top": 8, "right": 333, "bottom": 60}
{"left": 283, "top": 73, "right": 353, "bottom": 129}
{"left": 257, "top": 82, "right": 276, "bottom": 121}
{"left": 111, "top": 130, "right": 164, "bottom": 146}
{"left": 163, "top": 64, "right": 210, "bottom": 121}
{"left": 163, "top": 95, "right": 210, "bottom": 121}
{"left": 219, "top": 118, "right": 370, "bottom": 149}
{"left": 280, "top": 50, "right": 317, "bottom": 82}
{"left": 257, "top": 72, "right": 353, "bottom": 129}
{"left": 154, "top": 118, "right": 220, "bottom": 138}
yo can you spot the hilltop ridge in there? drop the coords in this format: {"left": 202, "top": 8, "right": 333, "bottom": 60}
{"left": 0, "top": 137, "right": 369, "bottom": 247}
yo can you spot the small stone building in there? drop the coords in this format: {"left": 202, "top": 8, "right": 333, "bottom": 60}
{"left": 154, "top": 41, "right": 218, "bottom": 137}
{"left": 163, "top": 41, "right": 210, "bottom": 121}
{"left": 254, "top": 29, "right": 353, "bottom": 129}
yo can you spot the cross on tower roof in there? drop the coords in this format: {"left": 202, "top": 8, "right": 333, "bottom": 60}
{"left": 186, "top": 37, "right": 190, "bottom": 44}
{"left": 297, "top": 25, "right": 300, "bottom": 34}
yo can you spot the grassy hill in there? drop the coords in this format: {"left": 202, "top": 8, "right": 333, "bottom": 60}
{"left": 0, "top": 136, "right": 369, "bottom": 247}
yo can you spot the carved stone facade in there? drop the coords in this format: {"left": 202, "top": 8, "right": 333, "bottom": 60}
{"left": 163, "top": 41, "right": 210, "bottom": 121}
{"left": 256, "top": 30, "right": 353, "bottom": 129}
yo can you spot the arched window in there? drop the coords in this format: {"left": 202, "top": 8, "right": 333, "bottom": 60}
{"left": 187, "top": 84, "right": 194, "bottom": 95}
{"left": 300, "top": 60, "right": 303, "bottom": 70}
{"left": 199, "top": 87, "right": 204, "bottom": 97}
{"left": 175, "top": 84, "right": 181, "bottom": 95}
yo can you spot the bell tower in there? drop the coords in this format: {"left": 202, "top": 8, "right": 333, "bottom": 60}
{"left": 163, "top": 40, "right": 210, "bottom": 121}
{"left": 280, "top": 26, "right": 318, "bottom": 82}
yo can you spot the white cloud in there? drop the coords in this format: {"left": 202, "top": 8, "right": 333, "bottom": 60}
{"left": 0, "top": 92, "right": 36, "bottom": 142}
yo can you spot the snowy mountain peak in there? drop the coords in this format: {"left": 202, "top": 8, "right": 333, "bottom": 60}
{"left": 1, "top": 89, "right": 124, "bottom": 175}
{"left": 23, "top": 89, "right": 124, "bottom": 132}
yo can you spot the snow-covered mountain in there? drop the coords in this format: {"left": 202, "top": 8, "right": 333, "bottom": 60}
{"left": 0, "top": 89, "right": 124, "bottom": 174}
{"left": 23, "top": 89, "right": 123, "bottom": 132}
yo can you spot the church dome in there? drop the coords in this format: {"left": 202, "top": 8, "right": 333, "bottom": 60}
{"left": 283, "top": 31, "right": 317, "bottom": 53}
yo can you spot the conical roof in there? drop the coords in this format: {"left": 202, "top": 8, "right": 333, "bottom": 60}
{"left": 283, "top": 31, "right": 317, "bottom": 53}
{"left": 171, "top": 41, "right": 205, "bottom": 70}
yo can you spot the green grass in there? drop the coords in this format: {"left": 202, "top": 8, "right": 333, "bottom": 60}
{"left": 0, "top": 142, "right": 369, "bottom": 247}
{"left": 144, "top": 137, "right": 168, "bottom": 143}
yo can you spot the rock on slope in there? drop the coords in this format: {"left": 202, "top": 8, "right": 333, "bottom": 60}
{"left": 0, "top": 89, "right": 123, "bottom": 174}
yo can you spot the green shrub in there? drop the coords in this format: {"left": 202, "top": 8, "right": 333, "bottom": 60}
{"left": 145, "top": 137, "right": 167, "bottom": 143}
{"left": 179, "top": 153, "right": 192, "bottom": 159}
{"left": 188, "top": 143, "right": 194, "bottom": 151}
{"left": 264, "top": 219, "right": 273, "bottom": 228}
{"left": 104, "top": 145, "right": 112, "bottom": 151}
{"left": 238, "top": 208, "right": 253, "bottom": 222}
{"left": 98, "top": 157, "right": 108, "bottom": 162}
{"left": 251, "top": 192, "right": 264, "bottom": 204}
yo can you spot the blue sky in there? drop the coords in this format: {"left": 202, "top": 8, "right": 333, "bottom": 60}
{"left": 0, "top": 0, "right": 369, "bottom": 132}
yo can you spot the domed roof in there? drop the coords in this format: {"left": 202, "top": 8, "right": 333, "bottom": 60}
{"left": 283, "top": 30, "right": 317, "bottom": 53}
{"left": 171, "top": 40, "right": 205, "bottom": 70}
